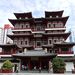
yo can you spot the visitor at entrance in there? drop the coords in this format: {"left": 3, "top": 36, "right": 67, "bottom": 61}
{"left": 12, "top": 66, "right": 15, "bottom": 73}
{"left": 24, "top": 65, "right": 27, "bottom": 70}
{"left": 16, "top": 66, "right": 19, "bottom": 73}
{"left": 22, "top": 65, "right": 25, "bottom": 70}
{"left": 34, "top": 66, "right": 36, "bottom": 70}
{"left": 39, "top": 66, "right": 41, "bottom": 73}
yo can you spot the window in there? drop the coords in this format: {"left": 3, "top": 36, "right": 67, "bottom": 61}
{"left": 47, "top": 22, "right": 51, "bottom": 28}
{"left": 37, "top": 42, "right": 41, "bottom": 46}
{"left": 21, "top": 25, "right": 23, "bottom": 28}
{"left": 50, "top": 24, "right": 54, "bottom": 28}
{"left": 25, "top": 23, "right": 29, "bottom": 28}
{"left": 50, "top": 50, "right": 52, "bottom": 53}
{"left": 58, "top": 21, "right": 63, "bottom": 27}
{"left": 21, "top": 41, "right": 23, "bottom": 45}
{"left": 49, "top": 40, "right": 51, "bottom": 44}
{"left": 25, "top": 41, "right": 27, "bottom": 45}
{"left": 26, "top": 25, "right": 28, "bottom": 28}
{"left": 49, "top": 24, "right": 51, "bottom": 28}
{"left": 54, "top": 40, "right": 57, "bottom": 43}
{"left": 14, "top": 40, "right": 17, "bottom": 44}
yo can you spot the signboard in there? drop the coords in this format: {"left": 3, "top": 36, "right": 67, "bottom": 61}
{"left": 31, "top": 57, "right": 38, "bottom": 60}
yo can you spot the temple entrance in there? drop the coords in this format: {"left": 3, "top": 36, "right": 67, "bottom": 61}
{"left": 41, "top": 61, "right": 48, "bottom": 70}
{"left": 21, "top": 60, "right": 29, "bottom": 70}
{"left": 31, "top": 60, "right": 39, "bottom": 70}
{"left": 20, "top": 57, "right": 49, "bottom": 71}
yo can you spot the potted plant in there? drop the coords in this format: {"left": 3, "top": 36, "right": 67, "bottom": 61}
{"left": 1, "top": 60, "right": 13, "bottom": 73}
{"left": 52, "top": 57, "right": 65, "bottom": 73}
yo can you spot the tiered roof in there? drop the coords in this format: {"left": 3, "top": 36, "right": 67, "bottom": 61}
{"left": 45, "top": 10, "right": 64, "bottom": 17}
{"left": 14, "top": 12, "right": 32, "bottom": 19}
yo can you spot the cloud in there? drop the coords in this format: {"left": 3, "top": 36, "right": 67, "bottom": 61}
{"left": 0, "top": 0, "right": 75, "bottom": 29}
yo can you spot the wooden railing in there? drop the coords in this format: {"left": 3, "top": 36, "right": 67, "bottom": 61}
{"left": 0, "top": 52, "right": 16, "bottom": 55}
{"left": 56, "top": 51, "right": 74, "bottom": 54}
{"left": 12, "top": 28, "right": 31, "bottom": 30}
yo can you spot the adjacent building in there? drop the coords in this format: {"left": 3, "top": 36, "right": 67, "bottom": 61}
{"left": 0, "top": 10, "right": 75, "bottom": 72}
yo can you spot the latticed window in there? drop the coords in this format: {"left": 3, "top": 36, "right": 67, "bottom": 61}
{"left": 25, "top": 23, "right": 30, "bottom": 28}
{"left": 15, "top": 23, "right": 19, "bottom": 28}
{"left": 47, "top": 22, "right": 51, "bottom": 28}
{"left": 50, "top": 24, "right": 53, "bottom": 28}
{"left": 37, "top": 42, "right": 41, "bottom": 46}
{"left": 25, "top": 41, "right": 27, "bottom": 45}
{"left": 49, "top": 40, "right": 51, "bottom": 44}
{"left": 58, "top": 21, "right": 63, "bottom": 27}
{"left": 52, "top": 22, "right": 57, "bottom": 27}
{"left": 21, "top": 41, "right": 23, "bottom": 45}
{"left": 14, "top": 40, "right": 17, "bottom": 44}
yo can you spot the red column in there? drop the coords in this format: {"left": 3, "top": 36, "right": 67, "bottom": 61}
{"left": 28, "top": 60, "right": 31, "bottom": 70}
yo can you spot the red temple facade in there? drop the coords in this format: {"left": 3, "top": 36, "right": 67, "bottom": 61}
{"left": 0, "top": 10, "right": 75, "bottom": 72}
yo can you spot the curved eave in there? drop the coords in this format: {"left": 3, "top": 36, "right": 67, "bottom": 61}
{"left": 7, "top": 34, "right": 33, "bottom": 40}
{"left": 43, "top": 32, "right": 70, "bottom": 38}
{"left": 12, "top": 29, "right": 32, "bottom": 32}
{"left": 43, "top": 16, "right": 69, "bottom": 25}
{"left": 14, "top": 12, "right": 32, "bottom": 19}
{"left": 12, "top": 53, "right": 57, "bottom": 57}
{"left": 54, "top": 42, "right": 75, "bottom": 47}
{"left": 0, "top": 44, "right": 19, "bottom": 48}
{"left": 45, "top": 10, "right": 64, "bottom": 17}
{"left": 8, "top": 18, "right": 34, "bottom": 26}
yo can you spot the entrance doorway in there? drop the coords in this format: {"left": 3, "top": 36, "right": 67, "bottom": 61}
{"left": 21, "top": 60, "right": 29, "bottom": 70}
{"left": 21, "top": 57, "right": 49, "bottom": 71}
{"left": 31, "top": 60, "right": 39, "bottom": 70}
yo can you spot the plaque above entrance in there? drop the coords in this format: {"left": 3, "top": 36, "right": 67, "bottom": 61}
{"left": 31, "top": 57, "right": 38, "bottom": 60}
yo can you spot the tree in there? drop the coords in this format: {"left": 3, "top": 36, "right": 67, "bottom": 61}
{"left": 52, "top": 57, "right": 65, "bottom": 73}
{"left": 1, "top": 60, "right": 13, "bottom": 70}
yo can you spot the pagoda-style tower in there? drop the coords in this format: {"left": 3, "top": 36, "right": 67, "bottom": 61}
{"left": 0, "top": 10, "right": 75, "bottom": 72}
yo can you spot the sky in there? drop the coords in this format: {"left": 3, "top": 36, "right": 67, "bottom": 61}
{"left": 0, "top": 0, "right": 75, "bottom": 30}
{"left": 0, "top": 0, "right": 75, "bottom": 37}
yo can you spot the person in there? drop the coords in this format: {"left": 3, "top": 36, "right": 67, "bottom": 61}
{"left": 16, "top": 66, "right": 19, "bottom": 73}
{"left": 24, "top": 65, "right": 27, "bottom": 70}
{"left": 34, "top": 66, "right": 36, "bottom": 70}
{"left": 39, "top": 66, "right": 41, "bottom": 73}
{"left": 49, "top": 61, "right": 52, "bottom": 73}
{"left": 22, "top": 65, "right": 25, "bottom": 70}
{"left": 12, "top": 66, "right": 15, "bottom": 73}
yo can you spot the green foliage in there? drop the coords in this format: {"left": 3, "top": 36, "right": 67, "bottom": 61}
{"left": 52, "top": 57, "right": 65, "bottom": 73}
{"left": 61, "top": 48, "right": 68, "bottom": 51}
{"left": 1, "top": 60, "right": 13, "bottom": 70}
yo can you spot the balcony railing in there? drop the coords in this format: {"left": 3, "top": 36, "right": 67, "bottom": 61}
{"left": 0, "top": 52, "right": 16, "bottom": 55}
{"left": 56, "top": 51, "right": 74, "bottom": 54}
{"left": 12, "top": 28, "right": 32, "bottom": 32}
{"left": 34, "top": 34, "right": 42, "bottom": 37}
{"left": 12, "top": 28, "right": 31, "bottom": 30}
{"left": 45, "top": 27, "right": 66, "bottom": 31}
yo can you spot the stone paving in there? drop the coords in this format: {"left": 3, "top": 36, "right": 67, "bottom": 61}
{"left": 0, "top": 70, "right": 74, "bottom": 75}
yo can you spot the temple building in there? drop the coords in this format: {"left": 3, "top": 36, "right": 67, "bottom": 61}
{"left": 0, "top": 10, "right": 75, "bottom": 72}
